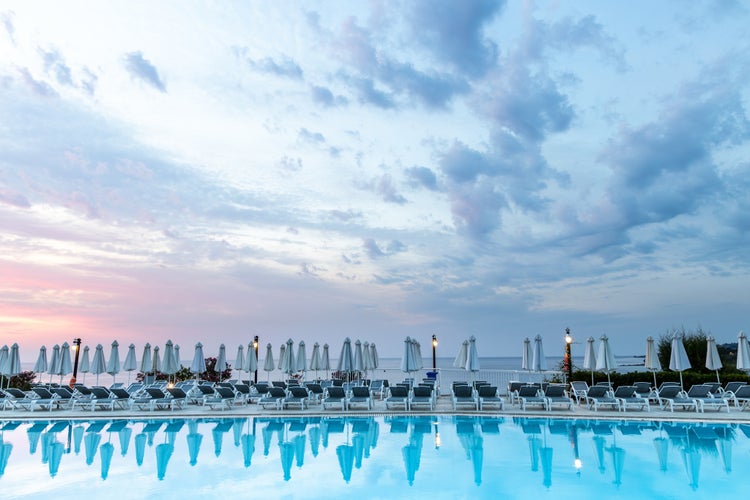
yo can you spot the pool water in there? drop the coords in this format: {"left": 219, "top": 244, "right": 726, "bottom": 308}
{"left": 0, "top": 415, "right": 744, "bottom": 499}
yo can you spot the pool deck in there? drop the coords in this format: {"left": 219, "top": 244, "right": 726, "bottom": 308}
{"left": 2, "top": 394, "right": 749, "bottom": 423}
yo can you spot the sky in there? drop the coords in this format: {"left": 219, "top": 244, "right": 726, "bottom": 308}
{"left": 1, "top": 0, "right": 749, "bottom": 362}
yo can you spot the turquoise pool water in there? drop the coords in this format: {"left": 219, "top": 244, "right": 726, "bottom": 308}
{"left": 0, "top": 415, "right": 744, "bottom": 499}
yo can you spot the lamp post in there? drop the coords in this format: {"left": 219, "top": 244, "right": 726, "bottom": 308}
{"left": 70, "top": 337, "right": 82, "bottom": 388}
{"left": 253, "top": 335, "right": 259, "bottom": 384}
{"left": 564, "top": 328, "right": 573, "bottom": 383}
{"left": 431, "top": 335, "right": 438, "bottom": 371}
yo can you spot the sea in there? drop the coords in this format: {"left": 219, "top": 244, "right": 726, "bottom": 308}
{"left": 20, "top": 355, "right": 646, "bottom": 385}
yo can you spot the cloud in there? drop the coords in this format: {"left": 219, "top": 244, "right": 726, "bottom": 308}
{"left": 310, "top": 85, "right": 347, "bottom": 107}
{"left": 298, "top": 128, "right": 325, "bottom": 144}
{"left": 357, "top": 173, "right": 407, "bottom": 204}
{"left": 1, "top": 11, "right": 15, "bottom": 45}
{"left": 404, "top": 166, "right": 438, "bottom": 190}
{"left": 362, "top": 238, "right": 407, "bottom": 259}
{"left": 0, "top": 189, "right": 31, "bottom": 208}
{"left": 247, "top": 55, "right": 303, "bottom": 80}
{"left": 39, "top": 48, "right": 73, "bottom": 86}
{"left": 16, "top": 67, "right": 56, "bottom": 97}
{"left": 123, "top": 51, "right": 166, "bottom": 92}
{"left": 407, "top": 0, "right": 504, "bottom": 77}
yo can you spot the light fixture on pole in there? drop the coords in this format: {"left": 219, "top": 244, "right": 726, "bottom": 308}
{"left": 564, "top": 328, "right": 573, "bottom": 383}
{"left": 70, "top": 337, "right": 82, "bottom": 388}
{"left": 253, "top": 335, "right": 259, "bottom": 384}
{"left": 431, "top": 335, "right": 438, "bottom": 371}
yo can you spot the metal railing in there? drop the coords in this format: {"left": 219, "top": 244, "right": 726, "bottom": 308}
{"left": 367, "top": 368, "right": 562, "bottom": 396}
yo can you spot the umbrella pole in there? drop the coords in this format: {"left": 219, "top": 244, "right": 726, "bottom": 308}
{"left": 679, "top": 372, "right": 684, "bottom": 392}
{"left": 716, "top": 370, "right": 720, "bottom": 384}
{"left": 652, "top": 370, "right": 657, "bottom": 389}
{"left": 590, "top": 370, "right": 594, "bottom": 387}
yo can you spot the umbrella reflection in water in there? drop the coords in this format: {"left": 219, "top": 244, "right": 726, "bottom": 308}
{"left": 99, "top": 442, "right": 114, "bottom": 480}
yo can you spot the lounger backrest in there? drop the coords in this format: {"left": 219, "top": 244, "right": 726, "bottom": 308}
{"left": 351, "top": 386, "right": 370, "bottom": 397}
{"left": 544, "top": 385, "right": 565, "bottom": 397}
{"left": 518, "top": 386, "right": 541, "bottom": 397}
{"left": 272, "top": 381, "right": 287, "bottom": 389}
{"left": 268, "top": 387, "right": 287, "bottom": 398}
{"left": 167, "top": 387, "right": 187, "bottom": 398}
{"left": 412, "top": 386, "right": 432, "bottom": 397}
{"left": 725, "top": 382, "right": 745, "bottom": 393}
{"left": 687, "top": 385, "right": 711, "bottom": 398}
{"left": 586, "top": 386, "right": 609, "bottom": 398}
{"left": 255, "top": 384, "right": 270, "bottom": 394}
{"left": 733, "top": 385, "right": 750, "bottom": 398}
{"left": 658, "top": 385, "right": 681, "bottom": 398}
{"left": 215, "top": 387, "right": 235, "bottom": 398}
{"left": 146, "top": 388, "right": 167, "bottom": 398}
{"left": 508, "top": 381, "right": 525, "bottom": 392}
{"left": 234, "top": 384, "right": 250, "bottom": 394}
{"left": 327, "top": 387, "right": 346, "bottom": 398}
{"left": 634, "top": 382, "right": 651, "bottom": 394}
{"left": 90, "top": 387, "right": 112, "bottom": 399}
{"left": 110, "top": 388, "right": 131, "bottom": 399}
{"left": 6, "top": 388, "right": 27, "bottom": 398}
{"left": 478, "top": 386, "right": 497, "bottom": 397}
{"left": 197, "top": 385, "right": 215, "bottom": 395}
{"left": 389, "top": 386, "right": 408, "bottom": 397}
{"left": 570, "top": 381, "right": 588, "bottom": 392}
{"left": 453, "top": 385, "right": 473, "bottom": 398}
{"left": 307, "top": 384, "right": 323, "bottom": 394}
{"left": 290, "top": 386, "right": 309, "bottom": 398}
{"left": 613, "top": 386, "right": 636, "bottom": 398}
{"left": 33, "top": 387, "right": 55, "bottom": 399}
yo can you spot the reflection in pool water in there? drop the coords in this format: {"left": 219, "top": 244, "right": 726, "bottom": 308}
{"left": 0, "top": 415, "right": 745, "bottom": 499}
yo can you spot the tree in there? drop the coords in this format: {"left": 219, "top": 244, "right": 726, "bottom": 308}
{"left": 135, "top": 356, "right": 231, "bottom": 383}
{"left": 657, "top": 326, "right": 734, "bottom": 374}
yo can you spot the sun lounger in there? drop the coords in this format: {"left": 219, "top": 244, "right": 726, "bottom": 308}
{"left": 545, "top": 385, "right": 574, "bottom": 411}
{"left": 409, "top": 386, "right": 434, "bottom": 411}
{"left": 585, "top": 385, "right": 619, "bottom": 412}
{"left": 2, "top": 388, "right": 37, "bottom": 411}
{"left": 570, "top": 381, "right": 589, "bottom": 404}
{"left": 614, "top": 386, "right": 649, "bottom": 412}
{"left": 719, "top": 382, "right": 746, "bottom": 407}
{"left": 518, "top": 385, "right": 549, "bottom": 411}
{"left": 259, "top": 386, "right": 286, "bottom": 410}
{"left": 132, "top": 387, "right": 179, "bottom": 411}
{"left": 734, "top": 385, "right": 750, "bottom": 411}
{"left": 386, "top": 385, "right": 410, "bottom": 411}
{"left": 633, "top": 382, "right": 652, "bottom": 400}
{"left": 304, "top": 383, "right": 324, "bottom": 405}
{"left": 323, "top": 386, "right": 348, "bottom": 410}
{"left": 204, "top": 386, "right": 240, "bottom": 410}
{"left": 348, "top": 386, "right": 373, "bottom": 410}
{"left": 77, "top": 386, "right": 126, "bottom": 411}
{"left": 477, "top": 385, "right": 503, "bottom": 411}
{"left": 283, "top": 386, "right": 310, "bottom": 410}
{"left": 452, "top": 384, "right": 478, "bottom": 411}
{"left": 686, "top": 384, "right": 729, "bottom": 413}
{"left": 656, "top": 385, "right": 698, "bottom": 412}
{"left": 165, "top": 387, "right": 188, "bottom": 409}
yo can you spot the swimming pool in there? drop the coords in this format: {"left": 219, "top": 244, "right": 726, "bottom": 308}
{"left": 0, "top": 415, "right": 743, "bottom": 499}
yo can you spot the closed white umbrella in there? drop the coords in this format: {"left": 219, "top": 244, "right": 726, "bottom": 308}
{"left": 245, "top": 342, "right": 258, "bottom": 375}
{"left": 737, "top": 332, "right": 750, "bottom": 372}
{"left": 362, "top": 341, "right": 374, "bottom": 379}
{"left": 235, "top": 345, "right": 245, "bottom": 380}
{"left": 414, "top": 340, "right": 424, "bottom": 371}
{"left": 174, "top": 345, "right": 181, "bottom": 369}
{"left": 34, "top": 345, "right": 48, "bottom": 383}
{"left": 0, "top": 346, "right": 8, "bottom": 388}
{"left": 596, "top": 335, "right": 617, "bottom": 386}
{"left": 79, "top": 346, "right": 90, "bottom": 384}
{"left": 162, "top": 340, "right": 179, "bottom": 381}
{"left": 47, "top": 344, "right": 60, "bottom": 384}
{"left": 353, "top": 340, "right": 364, "bottom": 375}
{"left": 521, "top": 337, "right": 532, "bottom": 372}
{"left": 705, "top": 336, "right": 722, "bottom": 384}
{"left": 2, "top": 343, "right": 21, "bottom": 389}
{"left": 140, "top": 343, "right": 152, "bottom": 374}
{"left": 91, "top": 344, "right": 107, "bottom": 386}
{"left": 107, "top": 340, "right": 121, "bottom": 385}
{"left": 58, "top": 342, "right": 73, "bottom": 385}
{"left": 465, "top": 335, "right": 480, "bottom": 383}
{"left": 123, "top": 344, "right": 137, "bottom": 386}
{"left": 309, "top": 342, "right": 322, "bottom": 379}
{"left": 322, "top": 344, "right": 331, "bottom": 379}
{"left": 152, "top": 346, "right": 162, "bottom": 375}
{"left": 216, "top": 344, "right": 227, "bottom": 382}
{"left": 278, "top": 344, "right": 286, "bottom": 374}
{"left": 582, "top": 337, "right": 596, "bottom": 386}
{"left": 644, "top": 337, "right": 661, "bottom": 388}
{"left": 454, "top": 340, "right": 469, "bottom": 369}
{"left": 400, "top": 336, "right": 418, "bottom": 384}
{"left": 669, "top": 334, "right": 691, "bottom": 391}
{"left": 282, "top": 339, "right": 296, "bottom": 379}
{"left": 370, "top": 343, "right": 379, "bottom": 370}
{"left": 296, "top": 341, "right": 307, "bottom": 380}
{"left": 190, "top": 342, "right": 206, "bottom": 383}
{"left": 263, "top": 343, "right": 275, "bottom": 382}
{"left": 532, "top": 335, "right": 547, "bottom": 372}
{"left": 338, "top": 338, "right": 354, "bottom": 383}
